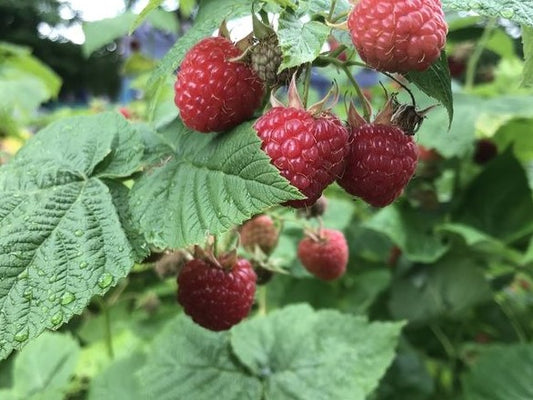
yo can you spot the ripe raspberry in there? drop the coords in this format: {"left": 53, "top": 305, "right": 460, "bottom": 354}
{"left": 240, "top": 214, "right": 279, "bottom": 255}
{"left": 338, "top": 123, "right": 418, "bottom": 207}
{"left": 177, "top": 255, "right": 256, "bottom": 331}
{"left": 254, "top": 108, "right": 348, "bottom": 208}
{"left": 297, "top": 229, "right": 349, "bottom": 281}
{"left": 174, "top": 36, "right": 264, "bottom": 133}
{"left": 348, "top": 0, "right": 447, "bottom": 73}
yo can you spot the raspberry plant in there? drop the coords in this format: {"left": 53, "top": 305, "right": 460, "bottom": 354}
{"left": 2, "top": 0, "right": 533, "bottom": 399}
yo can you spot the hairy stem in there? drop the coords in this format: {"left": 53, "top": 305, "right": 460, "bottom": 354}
{"left": 97, "top": 298, "right": 114, "bottom": 359}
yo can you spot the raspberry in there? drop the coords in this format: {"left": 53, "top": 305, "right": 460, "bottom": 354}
{"left": 473, "top": 139, "right": 498, "bottom": 165}
{"left": 297, "top": 229, "right": 349, "bottom": 281}
{"left": 338, "top": 123, "right": 418, "bottom": 207}
{"left": 240, "top": 214, "right": 279, "bottom": 255}
{"left": 251, "top": 34, "right": 291, "bottom": 87}
{"left": 177, "top": 255, "right": 256, "bottom": 331}
{"left": 254, "top": 108, "right": 348, "bottom": 208}
{"left": 174, "top": 36, "right": 264, "bottom": 133}
{"left": 348, "top": 0, "right": 447, "bottom": 73}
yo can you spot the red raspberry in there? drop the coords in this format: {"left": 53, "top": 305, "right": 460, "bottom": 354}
{"left": 297, "top": 229, "right": 349, "bottom": 281}
{"left": 177, "top": 255, "right": 256, "bottom": 331}
{"left": 348, "top": 0, "right": 447, "bottom": 73}
{"left": 338, "top": 123, "right": 418, "bottom": 207}
{"left": 240, "top": 214, "right": 279, "bottom": 255}
{"left": 174, "top": 37, "right": 264, "bottom": 133}
{"left": 254, "top": 108, "right": 348, "bottom": 208}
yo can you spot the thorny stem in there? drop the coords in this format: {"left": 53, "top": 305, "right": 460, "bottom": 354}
{"left": 465, "top": 18, "right": 497, "bottom": 90}
{"left": 97, "top": 298, "right": 114, "bottom": 359}
{"left": 302, "top": 63, "right": 312, "bottom": 108}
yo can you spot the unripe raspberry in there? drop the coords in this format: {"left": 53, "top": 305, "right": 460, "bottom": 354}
{"left": 240, "top": 214, "right": 279, "bottom": 255}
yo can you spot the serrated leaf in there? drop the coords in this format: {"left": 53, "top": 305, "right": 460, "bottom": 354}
{"left": 129, "top": 121, "right": 302, "bottom": 249}
{"left": 130, "top": 0, "right": 165, "bottom": 33}
{"left": 11, "top": 332, "right": 80, "bottom": 398}
{"left": 442, "top": 0, "right": 533, "bottom": 28}
{"left": 89, "top": 352, "right": 145, "bottom": 400}
{"left": 406, "top": 52, "right": 453, "bottom": 127}
{"left": 145, "top": 0, "right": 252, "bottom": 120}
{"left": 231, "top": 304, "right": 404, "bottom": 400}
{"left": 139, "top": 315, "right": 262, "bottom": 400}
{"left": 0, "top": 113, "right": 144, "bottom": 360}
{"left": 521, "top": 25, "right": 533, "bottom": 87}
{"left": 278, "top": 10, "right": 330, "bottom": 71}
{"left": 363, "top": 202, "right": 449, "bottom": 263}
{"left": 463, "top": 344, "right": 533, "bottom": 400}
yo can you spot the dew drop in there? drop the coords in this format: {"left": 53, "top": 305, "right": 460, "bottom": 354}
{"left": 41, "top": 306, "right": 49, "bottom": 313}
{"left": 50, "top": 311, "right": 63, "bottom": 325}
{"left": 97, "top": 272, "right": 113, "bottom": 289}
{"left": 74, "top": 230, "right": 83, "bottom": 237}
{"left": 18, "top": 270, "right": 29, "bottom": 280}
{"left": 500, "top": 8, "right": 514, "bottom": 18}
{"left": 118, "top": 246, "right": 124, "bottom": 252}
{"left": 48, "top": 293, "right": 57, "bottom": 302}
{"left": 61, "top": 292, "right": 75, "bottom": 305}
{"left": 79, "top": 261, "right": 88, "bottom": 269}
{"left": 48, "top": 275, "right": 57, "bottom": 283}
{"left": 14, "top": 328, "right": 29, "bottom": 342}
{"left": 23, "top": 288, "right": 33, "bottom": 300}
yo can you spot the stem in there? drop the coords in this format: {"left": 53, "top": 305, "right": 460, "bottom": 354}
{"left": 327, "top": 0, "right": 337, "bottom": 21}
{"left": 464, "top": 18, "right": 497, "bottom": 90}
{"left": 97, "top": 298, "right": 114, "bottom": 359}
{"left": 430, "top": 323, "right": 456, "bottom": 360}
{"left": 257, "top": 286, "right": 267, "bottom": 316}
{"left": 302, "top": 63, "right": 312, "bottom": 108}
{"left": 496, "top": 298, "right": 527, "bottom": 343}
{"left": 315, "top": 55, "right": 371, "bottom": 119}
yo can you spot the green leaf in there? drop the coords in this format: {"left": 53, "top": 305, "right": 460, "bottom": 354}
{"left": 139, "top": 315, "right": 262, "bottom": 400}
{"left": 0, "top": 113, "right": 144, "bottom": 360}
{"left": 145, "top": 0, "right": 252, "bottom": 120}
{"left": 89, "top": 352, "right": 145, "bottom": 400}
{"left": 453, "top": 149, "right": 533, "bottom": 243}
{"left": 130, "top": 0, "right": 165, "bottom": 33}
{"left": 522, "top": 26, "right": 533, "bottom": 87}
{"left": 12, "top": 332, "right": 80, "bottom": 399}
{"left": 389, "top": 254, "right": 492, "bottom": 322}
{"left": 277, "top": 10, "right": 330, "bottom": 71}
{"left": 463, "top": 344, "right": 533, "bottom": 400}
{"left": 406, "top": 52, "right": 453, "bottom": 127}
{"left": 437, "top": 223, "right": 524, "bottom": 265}
{"left": 129, "top": 121, "right": 302, "bottom": 249}
{"left": 231, "top": 304, "right": 404, "bottom": 400}
{"left": 441, "top": 0, "right": 533, "bottom": 28}
{"left": 363, "top": 202, "right": 449, "bottom": 263}
{"left": 493, "top": 118, "right": 533, "bottom": 162}
{"left": 83, "top": 13, "right": 137, "bottom": 57}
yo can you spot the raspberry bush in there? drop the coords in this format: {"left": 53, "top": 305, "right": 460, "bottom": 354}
{"left": 1, "top": 0, "right": 533, "bottom": 399}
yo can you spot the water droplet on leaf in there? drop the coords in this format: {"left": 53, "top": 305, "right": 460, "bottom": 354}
{"left": 61, "top": 292, "right": 75, "bottom": 305}
{"left": 500, "top": 8, "right": 514, "bottom": 18}
{"left": 74, "top": 230, "right": 83, "bottom": 237}
{"left": 14, "top": 328, "right": 29, "bottom": 342}
{"left": 97, "top": 273, "right": 113, "bottom": 289}
{"left": 51, "top": 312, "right": 63, "bottom": 325}
{"left": 79, "top": 261, "right": 88, "bottom": 269}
